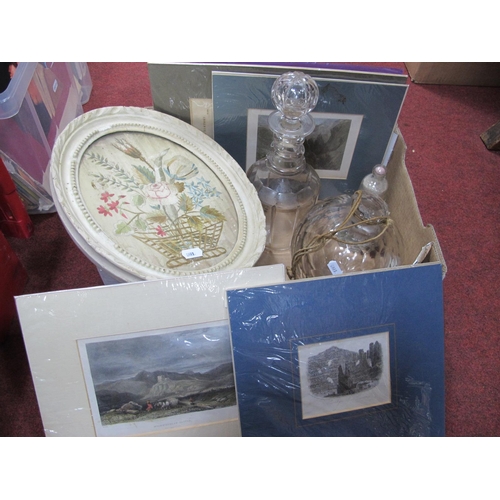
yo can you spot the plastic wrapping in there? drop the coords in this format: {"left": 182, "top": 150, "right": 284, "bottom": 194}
{"left": 227, "top": 262, "right": 445, "bottom": 436}
{"left": 212, "top": 72, "right": 407, "bottom": 197}
{"left": 15, "top": 264, "right": 286, "bottom": 437}
{"left": 148, "top": 63, "right": 408, "bottom": 131}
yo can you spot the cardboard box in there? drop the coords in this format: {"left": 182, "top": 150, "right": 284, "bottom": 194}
{"left": 384, "top": 128, "right": 446, "bottom": 277}
{"left": 95, "top": 128, "right": 446, "bottom": 284}
{"left": 256, "top": 128, "right": 446, "bottom": 279}
{"left": 405, "top": 62, "right": 500, "bottom": 87}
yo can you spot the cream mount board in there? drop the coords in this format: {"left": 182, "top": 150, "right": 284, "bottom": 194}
{"left": 16, "top": 264, "right": 287, "bottom": 437}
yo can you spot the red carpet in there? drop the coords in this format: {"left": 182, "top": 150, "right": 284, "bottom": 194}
{"left": 1, "top": 62, "right": 499, "bottom": 436}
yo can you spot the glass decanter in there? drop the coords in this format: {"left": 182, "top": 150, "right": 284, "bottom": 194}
{"left": 290, "top": 190, "right": 402, "bottom": 279}
{"left": 359, "top": 164, "right": 388, "bottom": 200}
{"left": 247, "top": 71, "right": 321, "bottom": 267}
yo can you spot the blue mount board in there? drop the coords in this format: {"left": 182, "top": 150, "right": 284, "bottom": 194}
{"left": 212, "top": 72, "right": 408, "bottom": 195}
{"left": 227, "top": 263, "right": 445, "bottom": 437}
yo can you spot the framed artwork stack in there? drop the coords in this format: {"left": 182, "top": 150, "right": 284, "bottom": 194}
{"left": 147, "top": 63, "right": 409, "bottom": 197}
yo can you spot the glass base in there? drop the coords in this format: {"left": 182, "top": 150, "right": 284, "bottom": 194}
{"left": 255, "top": 247, "right": 292, "bottom": 271}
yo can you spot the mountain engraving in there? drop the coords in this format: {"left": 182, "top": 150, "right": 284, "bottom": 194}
{"left": 94, "top": 362, "right": 236, "bottom": 427}
{"left": 307, "top": 341, "right": 383, "bottom": 398}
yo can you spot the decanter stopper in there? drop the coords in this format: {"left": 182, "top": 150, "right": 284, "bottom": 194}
{"left": 268, "top": 71, "right": 319, "bottom": 138}
{"left": 359, "top": 164, "right": 388, "bottom": 200}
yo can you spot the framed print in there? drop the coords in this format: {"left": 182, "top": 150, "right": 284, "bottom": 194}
{"left": 50, "top": 106, "right": 266, "bottom": 281}
{"left": 212, "top": 72, "right": 408, "bottom": 196}
{"left": 148, "top": 62, "right": 408, "bottom": 138}
{"left": 227, "top": 263, "right": 445, "bottom": 437}
{"left": 297, "top": 329, "right": 393, "bottom": 420}
{"left": 78, "top": 320, "right": 238, "bottom": 437}
{"left": 246, "top": 109, "right": 363, "bottom": 180}
{"left": 15, "top": 264, "right": 286, "bottom": 437}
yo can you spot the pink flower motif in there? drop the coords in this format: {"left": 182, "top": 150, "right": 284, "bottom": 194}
{"left": 145, "top": 182, "right": 177, "bottom": 206}
{"left": 100, "top": 191, "right": 114, "bottom": 203}
{"left": 156, "top": 225, "right": 167, "bottom": 237}
{"left": 97, "top": 205, "right": 112, "bottom": 216}
{"left": 107, "top": 200, "right": 120, "bottom": 213}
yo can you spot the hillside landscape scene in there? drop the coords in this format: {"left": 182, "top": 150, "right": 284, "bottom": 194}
{"left": 96, "top": 362, "right": 236, "bottom": 426}
{"left": 79, "top": 322, "right": 236, "bottom": 427}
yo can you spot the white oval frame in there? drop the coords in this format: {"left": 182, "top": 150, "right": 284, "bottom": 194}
{"left": 51, "top": 106, "right": 266, "bottom": 280}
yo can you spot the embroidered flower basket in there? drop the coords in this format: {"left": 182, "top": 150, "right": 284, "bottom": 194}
{"left": 134, "top": 214, "right": 226, "bottom": 268}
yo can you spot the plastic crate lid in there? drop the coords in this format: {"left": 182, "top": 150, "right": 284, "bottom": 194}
{"left": 0, "top": 63, "right": 37, "bottom": 120}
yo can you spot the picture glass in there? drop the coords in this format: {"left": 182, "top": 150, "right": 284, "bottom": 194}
{"left": 78, "top": 320, "right": 238, "bottom": 437}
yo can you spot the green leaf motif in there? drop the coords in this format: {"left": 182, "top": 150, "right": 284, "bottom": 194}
{"left": 147, "top": 213, "right": 168, "bottom": 224}
{"left": 200, "top": 206, "right": 226, "bottom": 222}
{"left": 186, "top": 215, "right": 203, "bottom": 232}
{"left": 133, "top": 164, "right": 155, "bottom": 184}
{"left": 134, "top": 218, "right": 149, "bottom": 231}
{"left": 132, "top": 194, "right": 145, "bottom": 207}
{"left": 177, "top": 193, "right": 194, "bottom": 213}
{"left": 115, "top": 221, "right": 133, "bottom": 234}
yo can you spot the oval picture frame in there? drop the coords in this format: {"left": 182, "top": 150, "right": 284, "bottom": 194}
{"left": 51, "top": 106, "right": 266, "bottom": 281}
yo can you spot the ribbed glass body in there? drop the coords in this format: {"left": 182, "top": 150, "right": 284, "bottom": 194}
{"left": 247, "top": 150, "right": 320, "bottom": 257}
{"left": 247, "top": 71, "right": 321, "bottom": 266}
{"left": 291, "top": 192, "right": 402, "bottom": 279}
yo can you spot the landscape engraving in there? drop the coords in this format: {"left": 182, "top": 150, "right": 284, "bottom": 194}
{"left": 96, "top": 363, "right": 236, "bottom": 427}
{"left": 247, "top": 109, "right": 362, "bottom": 179}
{"left": 79, "top": 322, "right": 237, "bottom": 433}
{"left": 307, "top": 340, "right": 383, "bottom": 398}
{"left": 298, "top": 331, "right": 391, "bottom": 419}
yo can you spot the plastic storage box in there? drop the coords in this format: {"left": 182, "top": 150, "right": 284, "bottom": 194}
{"left": 0, "top": 62, "right": 92, "bottom": 212}
{"left": 70, "top": 62, "right": 93, "bottom": 105}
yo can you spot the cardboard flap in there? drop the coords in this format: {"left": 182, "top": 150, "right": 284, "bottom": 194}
{"left": 386, "top": 129, "right": 447, "bottom": 277}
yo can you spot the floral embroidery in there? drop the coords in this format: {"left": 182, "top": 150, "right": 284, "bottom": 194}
{"left": 100, "top": 191, "right": 114, "bottom": 203}
{"left": 97, "top": 205, "right": 112, "bottom": 216}
{"left": 156, "top": 225, "right": 167, "bottom": 237}
{"left": 88, "top": 139, "right": 226, "bottom": 268}
{"left": 107, "top": 200, "right": 120, "bottom": 213}
{"left": 145, "top": 182, "right": 176, "bottom": 206}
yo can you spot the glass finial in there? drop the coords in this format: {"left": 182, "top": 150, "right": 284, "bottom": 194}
{"left": 359, "top": 164, "right": 388, "bottom": 200}
{"left": 268, "top": 71, "right": 319, "bottom": 137}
